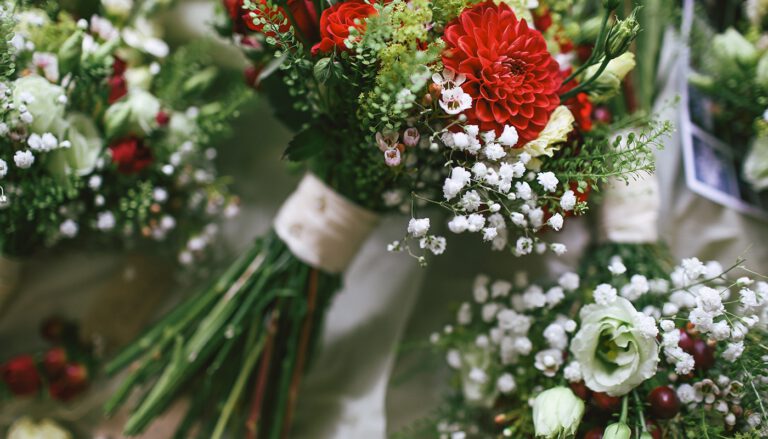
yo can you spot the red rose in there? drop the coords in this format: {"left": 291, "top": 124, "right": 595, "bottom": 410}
{"left": 245, "top": 0, "right": 319, "bottom": 44}
{"left": 558, "top": 69, "right": 593, "bottom": 132}
{"left": 109, "top": 137, "right": 153, "bottom": 175}
{"left": 1, "top": 355, "right": 41, "bottom": 396}
{"left": 442, "top": 2, "right": 562, "bottom": 144}
{"left": 108, "top": 57, "right": 128, "bottom": 104}
{"left": 311, "top": 0, "right": 377, "bottom": 55}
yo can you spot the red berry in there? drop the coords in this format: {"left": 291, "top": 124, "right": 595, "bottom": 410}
{"left": 692, "top": 339, "right": 715, "bottom": 371}
{"left": 583, "top": 426, "right": 604, "bottom": 439}
{"left": 155, "top": 111, "right": 170, "bottom": 126}
{"left": 645, "top": 419, "right": 662, "bottom": 439}
{"left": 592, "top": 392, "right": 622, "bottom": 412}
{"left": 49, "top": 362, "right": 89, "bottom": 402}
{"left": 40, "top": 316, "right": 71, "bottom": 342}
{"left": 43, "top": 347, "right": 68, "bottom": 379}
{"left": 648, "top": 386, "right": 680, "bottom": 419}
{"left": 1, "top": 355, "right": 41, "bottom": 396}
{"left": 678, "top": 329, "right": 695, "bottom": 353}
{"left": 570, "top": 381, "right": 592, "bottom": 401}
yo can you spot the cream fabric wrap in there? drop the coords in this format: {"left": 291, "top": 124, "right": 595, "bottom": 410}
{"left": 274, "top": 174, "right": 380, "bottom": 274}
{"left": 0, "top": 255, "right": 21, "bottom": 311}
{"left": 599, "top": 131, "right": 661, "bottom": 244}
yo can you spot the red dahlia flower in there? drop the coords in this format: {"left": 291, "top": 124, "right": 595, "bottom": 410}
{"left": 244, "top": 0, "right": 320, "bottom": 44}
{"left": 1, "top": 355, "right": 41, "bottom": 396}
{"left": 109, "top": 137, "right": 153, "bottom": 175}
{"left": 311, "top": 0, "right": 377, "bottom": 55}
{"left": 442, "top": 1, "right": 562, "bottom": 144}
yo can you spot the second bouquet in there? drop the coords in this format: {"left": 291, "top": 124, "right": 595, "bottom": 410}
{"left": 107, "top": 0, "right": 668, "bottom": 437}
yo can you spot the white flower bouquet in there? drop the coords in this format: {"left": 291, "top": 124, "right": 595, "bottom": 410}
{"left": 0, "top": 2, "right": 243, "bottom": 278}
{"left": 420, "top": 249, "right": 768, "bottom": 438}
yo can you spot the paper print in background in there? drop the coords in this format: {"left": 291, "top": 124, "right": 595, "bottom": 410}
{"left": 681, "top": 107, "right": 768, "bottom": 221}
{"left": 678, "top": 0, "right": 768, "bottom": 221}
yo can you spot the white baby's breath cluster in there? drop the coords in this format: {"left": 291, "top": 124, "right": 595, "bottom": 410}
{"left": 384, "top": 66, "right": 582, "bottom": 264}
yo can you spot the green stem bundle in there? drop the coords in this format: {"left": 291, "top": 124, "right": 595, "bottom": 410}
{"left": 104, "top": 231, "right": 341, "bottom": 438}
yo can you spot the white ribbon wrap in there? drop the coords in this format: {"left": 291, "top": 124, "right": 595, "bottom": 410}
{"left": 274, "top": 174, "right": 380, "bottom": 274}
{"left": 600, "top": 172, "right": 660, "bottom": 243}
{"left": 0, "top": 254, "right": 22, "bottom": 311}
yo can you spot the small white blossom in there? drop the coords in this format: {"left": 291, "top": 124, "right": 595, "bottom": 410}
{"left": 696, "top": 287, "right": 724, "bottom": 315}
{"left": 545, "top": 286, "right": 565, "bottom": 306}
{"left": 515, "top": 182, "right": 532, "bottom": 200}
{"left": 534, "top": 349, "right": 564, "bottom": 377}
{"left": 515, "top": 237, "right": 533, "bottom": 256}
{"left": 482, "top": 227, "right": 498, "bottom": 241}
{"left": 498, "top": 125, "right": 519, "bottom": 147}
{"left": 457, "top": 302, "right": 472, "bottom": 325}
{"left": 439, "top": 87, "right": 472, "bottom": 115}
{"left": 96, "top": 211, "right": 116, "bottom": 231}
{"left": 681, "top": 257, "right": 706, "bottom": 279}
{"left": 547, "top": 213, "right": 564, "bottom": 231}
{"left": 563, "top": 361, "right": 582, "bottom": 382}
{"left": 446, "top": 350, "right": 462, "bottom": 369}
{"left": 536, "top": 172, "right": 558, "bottom": 192}
{"left": 710, "top": 321, "right": 731, "bottom": 341}
{"left": 551, "top": 243, "right": 567, "bottom": 255}
{"left": 722, "top": 342, "right": 744, "bottom": 362}
{"left": 466, "top": 214, "right": 486, "bottom": 232}
{"left": 677, "top": 383, "right": 696, "bottom": 404}
{"left": 496, "top": 373, "right": 517, "bottom": 393}
{"left": 484, "top": 143, "right": 506, "bottom": 161}
{"left": 543, "top": 323, "right": 568, "bottom": 350}
{"left": 471, "top": 162, "right": 487, "bottom": 178}
{"left": 560, "top": 190, "right": 576, "bottom": 211}
{"left": 558, "top": 272, "right": 580, "bottom": 291}
{"left": 607, "top": 256, "right": 627, "bottom": 275}
{"left": 660, "top": 320, "right": 676, "bottom": 332}
{"left": 59, "top": 219, "right": 78, "bottom": 238}
{"left": 633, "top": 312, "right": 658, "bottom": 338}
{"left": 460, "top": 190, "right": 482, "bottom": 212}
{"left": 13, "top": 150, "right": 34, "bottom": 168}
{"left": 407, "top": 218, "right": 430, "bottom": 237}
{"left": 593, "top": 284, "right": 618, "bottom": 305}
{"left": 448, "top": 215, "right": 469, "bottom": 233}
{"left": 0, "top": 159, "right": 7, "bottom": 178}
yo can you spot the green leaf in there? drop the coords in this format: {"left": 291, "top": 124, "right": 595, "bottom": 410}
{"left": 283, "top": 126, "right": 327, "bottom": 162}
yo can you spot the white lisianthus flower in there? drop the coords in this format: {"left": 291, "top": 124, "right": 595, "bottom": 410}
{"left": 7, "top": 417, "right": 72, "bottom": 439}
{"left": 712, "top": 28, "right": 758, "bottom": 66}
{"left": 571, "top": 297, "right": 659, "bottom": 396}
{"left": 47, "top": 113, "right": 103, "bottom": 179}
{"left": 532, "top": 387, "right": 584, "bottom": 438}
{"left": 522, "top": 106, "right": 575, "bottom": 158}
{"left": 104, "top": 89, "right": 161, "bottom": 138}
{"left": 12, "top": 76, "right": 66, "bottom": 134}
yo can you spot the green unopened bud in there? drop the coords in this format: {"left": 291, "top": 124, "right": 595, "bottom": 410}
{"left": 532, "top": 387, "right": 585, "bottom": 438}
{"left": 58, "top": 30, "right": 84, "bottom": 75}
{"left": 756, "top": 52, "right": 768, "bottom": 88}
{"left": 602, "top": 0, "right": 621, "bottom": 10}
{"left": 605, "top": 10, "right": 640, "bottom": 58}
{"left": 603, "top": 422, "right": 631, "bottom": 439}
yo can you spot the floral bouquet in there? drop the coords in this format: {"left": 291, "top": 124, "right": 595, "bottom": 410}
{"left": 687, "top": 1, "right": 768, "bottom": 192}
{"left": 106, "top": 0, "right": 668, "bottom": 436}
{"left": 0, "top": 0, "right": 243, "bottom": 306}
{"left": 422, "top": 252, "right": 768, "bottom": 439}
